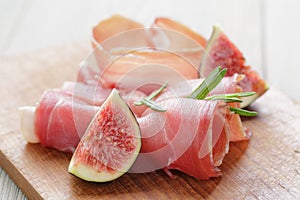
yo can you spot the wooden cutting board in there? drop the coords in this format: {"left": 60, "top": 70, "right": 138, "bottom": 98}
{"left": 0, "top": 42, "right": 299, "bottom": 200}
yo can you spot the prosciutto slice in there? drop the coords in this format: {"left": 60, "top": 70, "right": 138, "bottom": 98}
{"left": 28, "top": 82, "right": 147, "bottom": 153}
{"left": 85, "top": 16, "right": 205, "bottom": 94}
{"left": 34, "top": 89, "right": 97, "bottom": 153}
{"left": 131, "top": 98, "right": 230, "bottom": 180}
{"left": 61, "top": 81, "right": 147, "bottom": 117}
{"left": 156, "top": 74, "right": 249, "bottom": 141}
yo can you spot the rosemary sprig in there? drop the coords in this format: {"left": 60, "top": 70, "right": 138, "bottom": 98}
{"left": 147, "top": 82, "right": 167, "bottom": 101}
{"left": 208, "top": 97, "right": 243, "bottom": 103}
{"left": 188, "top": 66, "right": 227, "bottom": 100}
{"left": 205, "top": 92, "right": 258, "bottom": 116}
{"left": 133, "top": 83, "right": 167, "bottom": 112}
{"left": 136, "top": 98, "right": 167, "bottom": 112}
{"left": 230, "top": 107, "right": 257, "bottom": 117}
{"left": 204, "top": 92, "right": 256, "bottom": 102}
{"left": 134, "top": 67, "right": 258, "bottom": 117}
{"left": 188, "top": 67, "right": 257, "bottom": 117}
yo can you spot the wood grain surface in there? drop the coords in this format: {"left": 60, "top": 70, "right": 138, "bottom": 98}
{"left": 0, "top": 42, "right": 300, "bottom": 199}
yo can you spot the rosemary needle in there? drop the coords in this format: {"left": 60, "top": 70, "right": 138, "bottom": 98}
{"left": 133, "top": 83, "right": 167, "bottom": 112}
{"left": 230, "top": 107, "right": 258, "bottom": 117}
{"left": 204, "top": 92, "right": 256, "bottom": 103}
{"left": 138, "top": 98, "right": 167, "bottom": 112}
{"left": 188, "top": 66, "right": 227, "bottom": 100}
{"left": 147, "top": 82, "right": 167, "bottom": 101}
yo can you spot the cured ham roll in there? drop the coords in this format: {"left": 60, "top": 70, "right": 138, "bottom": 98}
{"left": 20, "top": 82, "right": 148, "bottom": 153}
{"left": 19, "top": 77, "right": 248, "bottom": 179}
{"left": 133, "top": 98, "right": 229, "bottom": 180}
{"left": 19, "top": 76, "right": 247, "bottom": 150}
{"left": 34, "top": 90, "right": 98, "bottom": 153}
{"left": 156, "top": 74, "right": 250, "bottom": 141}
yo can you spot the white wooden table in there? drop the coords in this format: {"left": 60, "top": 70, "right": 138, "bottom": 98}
{"left": 1, "top": 0, "right": 300, "bottom": 199}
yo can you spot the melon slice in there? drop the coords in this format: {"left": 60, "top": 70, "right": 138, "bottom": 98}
{"left": 200, "top": 26, "right": 268, "bottom": 107}
{"left": 68, "top": 89, "right": 141, "bottom": 182}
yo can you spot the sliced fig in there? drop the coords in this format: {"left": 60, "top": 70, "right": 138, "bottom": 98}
{"left": 68, "top": 89, "right": 141, "bottom": 182}
{"left": 200, "top": 26, "right": 268, "bottom": 107}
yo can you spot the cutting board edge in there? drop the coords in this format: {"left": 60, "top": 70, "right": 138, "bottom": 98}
{"left": 0, "top": 145, "right": 42, "bottom": 200}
